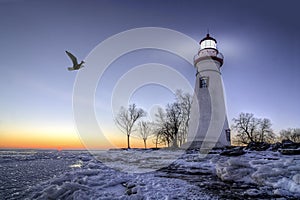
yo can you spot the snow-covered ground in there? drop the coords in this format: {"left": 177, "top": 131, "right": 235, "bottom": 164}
{"left": 1, "top": 149, "right": 299, "bottom": 199}
{"left": 0, "top": 150, "right": 84, "bottom": 199}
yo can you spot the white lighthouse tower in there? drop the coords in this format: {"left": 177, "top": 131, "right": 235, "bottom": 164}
{"left": 184, "top": 34, "right": 231, "bottom": 149}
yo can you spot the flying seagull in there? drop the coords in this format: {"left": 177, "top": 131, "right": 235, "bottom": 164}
{"left": 65, "top": 51, "right": 85, "bottom": 71}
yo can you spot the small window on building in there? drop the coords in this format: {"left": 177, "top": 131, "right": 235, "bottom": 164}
{"left": 225, "top": 129, "right": 231, "bottom": 142}
{"left": 200, "top": 76, "right": 209, "bottom": 88}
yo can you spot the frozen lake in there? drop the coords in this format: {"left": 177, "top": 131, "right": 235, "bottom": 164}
{"left": 0, "top": 148, "right": 299, "bottom": 199}
{"left": 0, "top": 149, "right": 86, "bottom": 199}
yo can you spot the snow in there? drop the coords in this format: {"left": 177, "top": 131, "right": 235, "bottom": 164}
{"left": 1, "top": 149, "right": 300, "bottom": 199}
{"left": 23, "top": 158, "right": 212, "bottom": 199}
{"left": 92, "top": 149, "right": 185, "bottom": 173}
{"left": 213, "top": 151, "right": 300, "bottom": 197}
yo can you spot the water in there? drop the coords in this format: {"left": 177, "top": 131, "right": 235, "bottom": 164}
{"left": 0, "top": 149, "right": 87, "bottom": 199}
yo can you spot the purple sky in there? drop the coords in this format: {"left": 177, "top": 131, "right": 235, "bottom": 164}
{"left": 1, "top": 0, "right": 300, "bottom": 143}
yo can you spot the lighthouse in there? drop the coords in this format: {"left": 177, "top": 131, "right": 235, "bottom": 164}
{"left": 184, "top": 34, "right": 231, "bottom": 149}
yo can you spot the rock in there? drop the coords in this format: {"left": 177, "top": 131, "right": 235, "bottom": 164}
{"left": 126, "top": 189, "right": 133, "bottom": 195}
{"left": 126, "top": 188, "right": 138, "bottom": 196}
{"left": 281, "top": 139, "right": 300, "bottom": 149}
{"left": 269, "top": 142, "right": 282, "bottom": 151}
{"left": 220, "top": 147, "right": 245, "bottom": 156}
{"left": 280, "top": 149, "right": 300, "bottom": 155}
{"left": 246, "top": 142, "right": 271, "bottom": 151}
{"left": 276, "top": 140, "right": 300, "bottom": 155}
{"left": 126, "top": 182, "right": 136, "bottom": 189}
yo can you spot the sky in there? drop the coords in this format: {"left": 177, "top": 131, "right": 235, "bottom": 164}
{"left": 0, "top": 0, "right": 300, "bottom": 149}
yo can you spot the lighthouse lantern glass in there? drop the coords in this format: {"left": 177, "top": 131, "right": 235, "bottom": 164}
{"left": 200, "top": 39, "right": 217, "bottom": 49}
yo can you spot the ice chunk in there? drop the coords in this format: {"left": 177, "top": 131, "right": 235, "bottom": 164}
{"left": 292, "top": 174, "right": 300, "bottom": 184}
{"left": 274, "top": 177, "right": 300, "bottom": 194}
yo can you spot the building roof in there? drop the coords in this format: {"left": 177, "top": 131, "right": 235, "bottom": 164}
{"left": 200, "top": 34, "right": 217, "bottom": 44}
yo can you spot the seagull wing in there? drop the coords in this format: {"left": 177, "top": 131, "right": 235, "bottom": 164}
{"left": 65, "top": 51, "right": 78, "bottom": 66}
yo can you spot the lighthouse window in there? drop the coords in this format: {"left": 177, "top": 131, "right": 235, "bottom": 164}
{"left": 200, "top": 77, "right": 209, "bottom": 88}
{"left": 200, "top": 39, "right": 217, "bottom": 49}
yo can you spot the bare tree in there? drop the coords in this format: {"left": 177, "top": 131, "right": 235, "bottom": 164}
{"left": 138, "top": 121, "right": 153, "bottom": 148}
{"left": 175, "top": 90, "right": 192, "bottom": 146}
{"left": 152, "top": 90, "right": 192, "bottom": 148}
{"left": 154, "top": 103, "right": 182, "bottom": 148}
{"left": 232, "top": 112, "right": 274, "bottom": 144}
{"left": 166, "top": 102, "right": 182, "bottom": 147}
{"left": 232, "top": 113, "right": 258, "bottom": 144}
{"left": 153, "top": 107, "right": 172, "bottom": 147}
{"left": 257, "top": 118, "right": 274, "bottom": 143}
{"left": 231, "top": 135, "right": 245, "bottom": 146}
{"left": 155, "top": 127, "right": 171, "bottom": 147}
{"left": 280, "top": 128, "right": 300, "bottom": 143}
{"left": 115, "top": 104, "right": 146, "bottom": 149}
{"left": 152, "top": 113, "right": 161, "bottom": 148}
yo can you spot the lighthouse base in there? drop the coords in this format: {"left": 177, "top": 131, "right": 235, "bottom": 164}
{"left": 180, "top": 140, "right": 228, "bottom": 150}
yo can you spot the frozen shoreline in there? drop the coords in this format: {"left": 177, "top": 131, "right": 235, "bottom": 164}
{"left": 2, "top": 148, "right": 296, "bottom": 199}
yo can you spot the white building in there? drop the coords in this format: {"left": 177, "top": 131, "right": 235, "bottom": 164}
{"left": 183, "top": 34, "right": 231, "bottom": 149}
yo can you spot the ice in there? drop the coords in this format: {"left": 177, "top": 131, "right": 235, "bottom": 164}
{"left": 93, "top": 149, "right": 185, "bottom": 173}
{"left": 244, "top": 188, "right": 263, "bottom": 197}
{"left": 215, "top": 157, "right": 255, "bottom": 183}
{"left": 2, "top": 149, "right": 300, "bottom": 199}
{"left": 275, "top": 177, "right": 300, "bottom": 194}
{"left": 20, "top": 150, "right": 214, "bottom": 199}
{"left": 293, "top": 174, "right": 300, "bottom": 184}
{"left": 215, "top": 151, "right": 300, "bottom": 197}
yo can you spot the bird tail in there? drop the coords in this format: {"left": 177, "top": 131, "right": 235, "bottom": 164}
{"left": 68, "top": 67, "right": 75, "bottom": 71}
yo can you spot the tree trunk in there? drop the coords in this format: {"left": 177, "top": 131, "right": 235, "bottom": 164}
{"left": 172, "top": 132, "right": 178, "bottom": 148}
{"left": 143, "top": 139, "right": 147, "bottom": 149}
{"left": 172, "top": 140, "right": 178, "bottom": 148}
{"left": 127, "top": 134, "right": 130, "bottom": 149}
